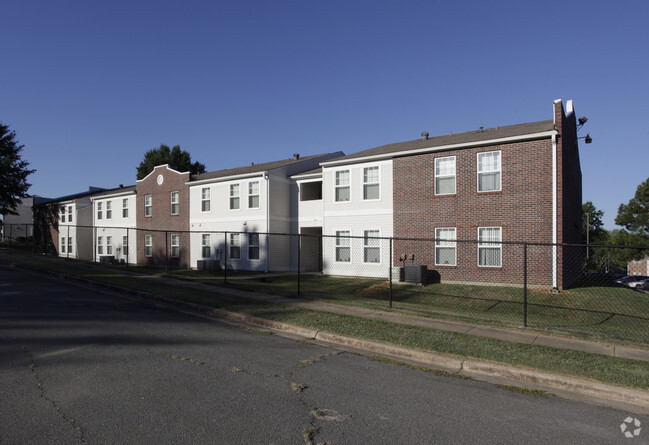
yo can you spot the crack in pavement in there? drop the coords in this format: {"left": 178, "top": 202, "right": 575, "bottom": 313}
{"left": 12, "top": 338, "right": 89, "bottom": 445}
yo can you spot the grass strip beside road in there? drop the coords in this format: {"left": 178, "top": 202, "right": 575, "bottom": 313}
{"left": 2, "top": 251, "right": 649, "bottom": 391}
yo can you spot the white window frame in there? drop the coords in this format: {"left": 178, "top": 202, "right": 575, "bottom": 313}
{"left": 170, "top": 234, "right": 179, "bottom": 258}
{"left": 97, "top": 202, "right": 103, "bottom": 220}
{"left": 106, "top": 201, "right": 112, "bottom": 219}
{"left": 170, "top": 191, "right": 179, "bottom": 215}
{"left": 67, "top": 205, "right": 73, "bottom": 223}
{"left": 201, "top": 234, "right": 211, "bottom": 258}
{"left": 335, "top": 230, "right": 351, "bottom": 262}
{"left": 122, "top": 235, "right": 128, "bottom": 251}
{"left": 362, "top": 166, "right": 380, "bottom": 201}
{"left": 60, "top": 207, "right": 66, "bottom": 223}
{"left": 248, "top": 233, "right": 260, "bottom": 260}
{"left": 435, "top": 227, "right": 457, "bottom": 266}
{"left": 144, "top": 195, "right": 152, "bottom": 217}
{"left": 435, "top": 156, "right": 456, "bottom": 195}
{"left": 477, "top": 151, "right": 501, "bottom": 192}
{"left": 122, "top": 199, "right": 128, "bottom": 218}
{"left": 61, "top": 237, "right": 66, "bottom": 253}
{"left": 248, "top": 181, "right": 260, "bottom": 209}
{"left": 478, "top": 227, "right": 502, "bottom": 267}
{"left": 145, "top": 234, "right": 153, "bottom": 257}
{"left": 201, "top": 187, "right": 211, "bottom": 212}
{"left": 68, "top": 237, "right": 72, "bottom": 254}
{"left": 106, "top": 236, "right": 112, "bottom": 255}
{"left": 229, "top": 184, "right": 240, "bottom": 210}
{"left": 97, "top": 236, "right": 103, "bottom": 255}
{"left": 334, "top": 170, "right": 351, "bottom": 203}
{"left": 363, "top": 230, "right": 381, "bottom": 264}
{"left": 229, "top": 233, "right": 241, "bottom": 260}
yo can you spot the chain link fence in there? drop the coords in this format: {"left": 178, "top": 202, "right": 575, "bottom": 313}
{"left": 10, "top": 222, "right": 649, "bottom": 344}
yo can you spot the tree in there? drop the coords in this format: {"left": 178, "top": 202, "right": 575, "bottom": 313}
{"left": 136, "top": 144, "right": 206, "bottom": 180}
{"left": 615, "top": 177, "right": 649, "bottom": 238}
{"left": 0, "top": 123, "right": 35, "bottom": 216}
{"left": 582, "top": 201, "right": 607, "bottom": 245}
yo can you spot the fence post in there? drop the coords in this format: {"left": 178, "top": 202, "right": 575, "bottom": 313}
{"left": 389, "top": 237, "right": 393, "bottom": 309}
{"left": 126, "top": 227, "right": 129, "bottom": 268}
{"left": 224, "top": 231, "right": 228, "bottom": 284}
{"left": 297, "top": 233, "right": 301, "bottom": 297}
{"left": 523, "top": 242, "right": 528, "bottom": 328}
{"left": 67, "top": 225, "right": 70, "bottom": 259}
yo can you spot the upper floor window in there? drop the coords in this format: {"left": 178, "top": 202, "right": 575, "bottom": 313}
{"left": 67, "top": 206, "right": 73, "bottom": 223}
{"left": 435, "top": 227, "right": 457, "bottom": 266}
{"left": 363, "top": 167, "right": 380, "bottom": 200}
{"left": 106, "top": 201, "right": 112, "bottom": 219}
{"left": 144, "top": 195, "right": 152, "bottom": 217}
{"left": 170, "top": 191, "right": 179, "bottom": 215}
{"left": 248, "top": 181, "right": 260, "bottom": 209}
{"left": 201, "top": 188, "right": 211, "bottom": 212}
{"left": 335, "top": 170, "right": 350, "bottom": 202}
{"left": 230, "top": 184, "right": 240, "bottom": 210}
{"left": 478, "top": 151, "right": 501, "bottom": 192}
{"left": 478, "top": 227, "right": 502, "bottom": 267}
{"left": 122, "top": 199, "right": 129, "bottom": 218}
{"left": 60, "top": 206, "right": 66, "bottom": 223}
{"left": 435, "top": 156, "right": 456, "bottom": 195}
{"left": 97, "top": 202, "right": 102, "bottom": 220}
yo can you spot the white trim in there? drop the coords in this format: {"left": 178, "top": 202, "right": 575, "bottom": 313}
{"left": 324, "top": 208, "right": 393, "bottom": 218}
{"left": 200, "top": 187, "right": 211, "bottom": 213}
{"left": 137, "top": 164, "right": 186, "bottom": 183}
{"left": 187, "top": 171, "right": 265, "bottom": 186}
{"left": 334, "top": 229, "right": 352, "bottom": 263}
{"left": 361, "top": 165, "right": 381, "bottom": 201}
{"left": 477, "top": 150, "right": 502, "bottom": 193}
{"left": 363, "top": 229, "right": 382, "bottom": 265}
{"left": 435, "top": 227, "right": 457, "bottom": 266}
{"left": 320, "top": 131, "right": 558, "bottom": 167}
{"left": 248, "top": 180, "right": 261, "bottom": 209}
{"left": 229, "top": 183, "right": 241, "bottom": 211}
{"left": 333, "top": 169, "right": 351, "bottom": 204}
{"left": 90, "top": 190, "right": 135, "bottom": 201}
{"left": 434, "top": 156, "right": 456, "bottom": 196}
{"left": 477, "top": 226, "right": 502, "bottom": 268}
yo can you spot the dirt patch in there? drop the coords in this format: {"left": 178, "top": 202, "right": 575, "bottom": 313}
{"left": 354, "top": 283, "right": 390, "bottom": 300}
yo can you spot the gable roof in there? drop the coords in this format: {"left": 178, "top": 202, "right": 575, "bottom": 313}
{"left": 190, "top": 153, "right": 338, "bottom": 182}
{"left": 322, "top": 120, "right": 556, "bottom": 166}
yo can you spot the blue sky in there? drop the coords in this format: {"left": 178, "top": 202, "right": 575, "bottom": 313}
{"left": 2, "top": 0, "right": 648, "bottom": 229}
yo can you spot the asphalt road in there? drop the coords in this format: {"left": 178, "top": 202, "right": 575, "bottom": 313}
{"left": 0, "top": 265, "right": 646, "bottom": 444}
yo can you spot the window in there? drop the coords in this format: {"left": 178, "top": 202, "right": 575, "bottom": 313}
{"left": 170, "top": 191, "right": 179, "bottom": 215}
{"left": 122, "top": 236, "right": 128, "bottom": 253}
{"left": 122, "top": 199, "right": 129, "bottom": 218}
{"left": 67, "top": 237, "right": 72, "bottom": 254}
{"left": 248, "top": 181, "right": 260, "bottom": 209}
{"left": 60, "top": 206, "right": 66, "bottom": 223}
{"left": 335, "top": 230, "right": 351, "bottom": 262}
{"left": 144, "top": 195, "right": 152, "bottom": 217}
{"left": 229, "top": 184, "right": 240, "bottom": 210}
{"left": 363, "top": 167, "right": 380, "bottom": 200}
{"left": 435, "top": 228, "right": 457, "bottom": 266}
{"left": 97, "top": 202, "right": 103, "bottom": 220}
{"left": 106, "top": 201, "right": 112, "bottom": 219}
{"left": 249, "top": 233, "right": 260, "bottom": 260}
{"left": 145, "top": 235, "right": 153, "bottom": 257}
{"left": 229, "top": 233, "right": 240, "bottom": 259}
{"left": 478, "top": 151, "right": 501, "bottom": 192}
{"left": 478, "top": 227, "right": 502, "bottom": 267}
{"left": 97, "top": 237, "right": 103, "bottom": 255}
{"left": 170, "top": 234, "right": 179, "bottom": 258}
{"left": 106, "top": 236, "right": 112, "bottom": 255}
{"left": 68, "top": 206, "right": 73, "bottom": 223}
{"left": 202, "top": 234, "right": 211, "bottom": 258}
{"left": 61, "top": 237, "right": 66, "bottom": 253}
{"left": 201, "top": 188, "right": 211, "bottom": 212}
{"left": 363, "top": 230, "right": 380, "bottom": 263}
{"left": 335, "top": 170, "right": 350, "bottom": 202}
{"left": 435, "top": 157, "right": 456, "bottom": 195}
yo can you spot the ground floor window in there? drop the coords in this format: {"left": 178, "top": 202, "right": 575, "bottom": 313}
{"left": 435, "top": 227, "right": 456, "bottom": 266}
{"left": 61, "top": 237, "right": 66, "bottom": 254}
{"left": 106, "top": 236, "right": 112, "bottom": 255}
{"left": 363, "top": 230, "right": 380, "bottom": 263}
{"left": 335, "top": 230, "right": 351, "bottom": 262}
{"left": 478, "top": 227, "right": 502, "bottom": 267}
{"left": 249, "top": 233, "right": 260, "bottom": 260}
{"left": 171, "top": 234, "right": 179, "bottom": 258}
{"left": 230, "top": 233, "right": 240, "bottom": 260}
{"left": 145, "top": 235, "right": 152, "bottom": 257}
{"left": 97, "top": 236, "right": 103, "bottom": 255}
{"left": 202, "top": 234, "right": 210, "bottom": 258}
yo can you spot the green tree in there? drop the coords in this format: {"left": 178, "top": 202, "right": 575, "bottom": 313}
{"left": 615, "top": 177, "right": 649, "bottom": 237}
{"left": 136, "top": 144, "right": 206, "bottom": 180}
{"left": 0, "top": 123, "right": 35, "bottom": 216}
{"left": 582, "top": 201, "right": 607, "bottom": 245}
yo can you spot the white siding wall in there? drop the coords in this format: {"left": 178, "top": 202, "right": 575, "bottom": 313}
{"left": 322, "top": 159, "right": 393, "bottom": 278}
{"left": 93, "top": 194, "right": 137, "bottom": 264}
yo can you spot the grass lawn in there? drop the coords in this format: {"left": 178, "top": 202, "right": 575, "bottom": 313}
{"left": 2, "top": 249, "right": 649, "bottom": 391}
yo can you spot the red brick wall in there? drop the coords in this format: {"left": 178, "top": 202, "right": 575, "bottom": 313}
{"left": 135, "top": 166, "right": 191, "bottom": 268}
{"left": 393, "top": 139, "right": 556, "bottom": 286}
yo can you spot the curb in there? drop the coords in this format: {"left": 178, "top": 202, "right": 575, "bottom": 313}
{"left": 9, "top": 263, "right": 649, "bottom": 413}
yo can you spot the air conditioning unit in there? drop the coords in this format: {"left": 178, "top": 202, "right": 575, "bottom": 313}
{"left": 404, "top": 265, "right": 427, "bottom": 284}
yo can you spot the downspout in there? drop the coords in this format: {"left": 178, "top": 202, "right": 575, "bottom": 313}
{"left": 265, "top": 172, "right": 270, "bottom": 273}
{"left": 552, "top": 133, "right": 558, "bottom": 289}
